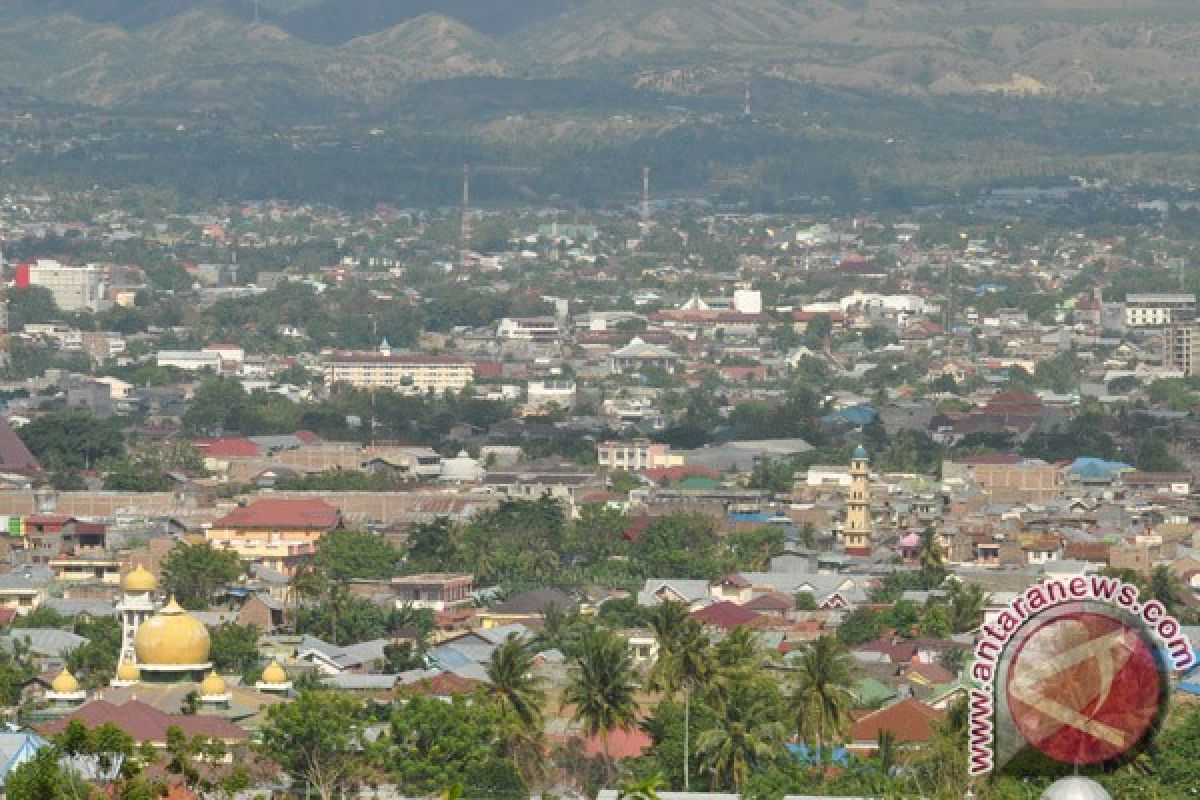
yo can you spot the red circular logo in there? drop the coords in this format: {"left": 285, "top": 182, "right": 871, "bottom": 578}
{"left": 1005, "top": 611, "right": 1163, "bottom": 765}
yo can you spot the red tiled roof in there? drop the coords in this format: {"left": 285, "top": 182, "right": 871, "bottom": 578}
{"left": 407, "top": 671, "right": 480, "bottom": 697}
{"left": 213, "top": 498, "right": 340, "bottom": 530}
{"left": 0, "top": 417, "right": 40, "bottom": 474}
{"left": 854, "top": 637, "right": 919, "bottom": 664}
{"left": 690, "top": 601, "right": 763, "bottom": 630}
{"left": 850, "top": 698, "right": 944, "bottom": 745}
{"left": 581, "top": 727, "right": 652, "bottom": 759}
{"left": 39, "top": 700, "right": 247, "bottom": 743}
{"left": 744, "top": 592, "right": 795, "bottom": 612}
{"left": 25, "top": 514, "right": 75, "bottom": 526}
{"left": 643, "top": 465, "right": 722, "bottom": 484}
{"left": 294, "top": 430, "right": 322, "bottom": 444}
{"left": 903, "top": 661, "right": 956, "bottom": 684}
{"left": 192, "top": 438, "right": 260, "bottom": 458}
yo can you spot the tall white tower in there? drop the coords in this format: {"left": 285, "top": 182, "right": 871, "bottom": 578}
{"left": 113, "top": 564, "right": 158, "bottom": 684}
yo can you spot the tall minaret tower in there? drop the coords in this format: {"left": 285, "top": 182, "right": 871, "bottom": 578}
{"left": 842, "top": 446, "right": 873, "bottom": 556}
{"left": 113, "top": 564, "right": 158, "bottom": 685}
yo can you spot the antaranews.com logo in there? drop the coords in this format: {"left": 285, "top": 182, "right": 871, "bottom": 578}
{"left": 967, "top": 575, "right": 1194, "bottom": 777}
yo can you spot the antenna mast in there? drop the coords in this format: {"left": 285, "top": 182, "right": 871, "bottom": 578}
{"left": 641, "top": 166, "right": 650, "bottom": 227}
{"left": 461, "top": 163, "right": 472, "bottom": 259}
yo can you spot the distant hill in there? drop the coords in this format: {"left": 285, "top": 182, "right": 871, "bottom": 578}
{"left": 4, "top": 0, "right": 1200, "bottom": 115}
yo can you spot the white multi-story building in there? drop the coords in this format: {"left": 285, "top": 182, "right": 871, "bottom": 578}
{"left": 322, "top": 349, "right": 474, "bottom": 394}
{"left": 23, "top": 260, "right": 108, "bottom": 312}
{"left": 596, "top": 440, "right": 683, "bottom": 471}
{"left": 1125, "top": 293, "right": 1196, "bottom": 328}
{"left": 497, "top": 317, "right": 561, "bottom": 341}
{"left": 156, "top": 350, "right": 223, "bottom": 371}
{"left": 527, "top": 380, "right": 577, "bottom": 409}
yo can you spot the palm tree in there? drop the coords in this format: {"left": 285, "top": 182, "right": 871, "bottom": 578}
{"left": 486, "top": 635, "right": 547, "bottom": 787}
{"left": 618, "top": 772, "right": 663, "bottom": 799}
{"left": 947, "top": 581, "right": 988, "bottom": 633}
{"left": 695, "top": 682, "right": 787, "bottom": 793}
{"left": 486, "top": 634, "right": 546, "bottom": 733}
{"left": 789, "top": 636, "right": 857, "bottom": 764}
{"left": 562, "top": 628, "right": 639, "bottom": 782}
{"left": 647, "top": 604, "right": 715, "bottom": 791}
{"left": 915, "top": 526, "right": 945, "bottom": 582}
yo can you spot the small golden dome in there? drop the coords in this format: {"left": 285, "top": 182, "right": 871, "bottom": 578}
{"left": 200, "top": 671, "right": 227, "bottom": 697}
{"left": 116, "top": 660, "right": 140, "bottom": 681}
{"left": 123, "top": 565, "right": 158, "bottom": 593}
{"left": 134, "top": 596, "right": 211, "bottom": 666}
{"left": 52, "top": 667, "right": 80, "bottom": 694}
{"left": 260, "top": 660, "right": 288, "bottom": 685}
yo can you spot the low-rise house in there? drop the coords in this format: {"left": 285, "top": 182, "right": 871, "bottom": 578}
{"left": 205, "top": 498, "right": 341, "bottom": 576}
{"left": 392, "top": 573, "right": 474, "bottom": 611}
{"left": 847, "top": 698, "right": 945, "bottom": 756}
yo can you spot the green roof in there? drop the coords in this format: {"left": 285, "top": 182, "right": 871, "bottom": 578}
{"left": 677, "top": 476, "right": 723, "bottom": 490}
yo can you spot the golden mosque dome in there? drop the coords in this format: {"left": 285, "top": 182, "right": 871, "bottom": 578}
{"left": 200, "top": 671, "right": 227, "bottom": 697}
{"left": 134, "top": 597, "right": 211, "bottom": 666}
{"left": 123, "top": 564, "right": 158, "bottom": 593}
{"left": 116, "top": 660, "right": 140, "bottom": 682}
{"left": 52, "top": 667, "right": 81, "bottom": 694}
{"left": 260, "top": 660, "right": 288, "bottom": 685}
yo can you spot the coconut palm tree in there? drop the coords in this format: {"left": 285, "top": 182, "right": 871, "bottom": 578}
{"left": 618, "top": 772, "right": 663, "bottom": 799}
{"left": 486, "top": 634, "right": 547, "bottom": 787}
{"left": 486, "top": 634, "right": 545, "bottom": 733}
{"left": 915, "top": 526, "right": 945, "bottom": 583}
{"left": 562, "top": 628, "right": 639, "bottom": 782}
{"left": 646, "top": 604, "right": 715, "bottom": 791}
{"left": 789, "top": 636, "right": 857, "bottom": 764}
{"left": 948, "top": 581, "right": 988, "bottom": 633}
{"left": 695, "top": 682, "right": 787, "bottom": 793}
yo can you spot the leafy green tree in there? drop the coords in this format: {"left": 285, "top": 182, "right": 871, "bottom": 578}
{"left": 4, "top": 746, "right": 90, "bottom": 800}
{"left": 789, "top": 636, "right": 857, "bottom": 763}
{"left": 1149, "top": 564, "right": 1185, "bottom": 615}
{"left": 260, "top": 690, "right": 365, "bottom": 800}
{"left": 727, "top": 527, "right": 785, "bottom": 572}
{"left": 947, "top": 581, "right": 988, "bottom": 633}
{"left": 66, "top": 616, "right": 122, "bottom": 688}
{"left": 385, "top": 694, "right": 526, "bottom": 798}
{"left": 636, "top": 513, "right": 726, "bottom": 580}
{"left": 836, "top": 607, "right": 885, "bottom": 646}
{"left": 7, "top": 286, "right": 60, "bottom": 329}
{"left": 13, "top": 606, "right": 69, "bottom": 629}
{"left": 296, "top": 592, "right": 390, "bottom": 645}
{"left": 161, "top": 541, "right": 242, "bottom": 609}
{"left": 563, "top": 628, "right": 639, "bottom": 779}
{"left": 18, "top": 412, "right": 124, "bottom": 472}
{"left": 208, "top": 622, "right": 261, "bottom": 677}
{"left": 794, "top": 591, "right": 818, "bottom": 611}
{"left": 313, "top": 530, "right": 402, "bottom": 582}
{"left": 920, "top": 604, "right": 953, "bottom": 639}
